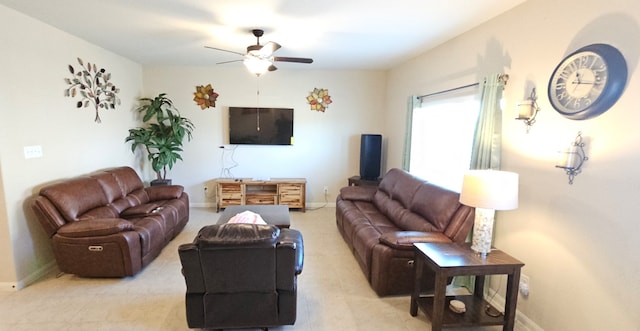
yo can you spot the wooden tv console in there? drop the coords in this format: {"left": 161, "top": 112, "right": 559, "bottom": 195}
{"left": 213, "top": 178, "right": 306, "bottom": 212}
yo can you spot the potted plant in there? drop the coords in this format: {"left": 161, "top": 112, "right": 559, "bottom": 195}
{"left": 125, "top": 93, "right": 194, "bottom": 185}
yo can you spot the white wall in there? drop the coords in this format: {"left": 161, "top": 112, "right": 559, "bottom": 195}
{"left": 0, "top": 5, "right": 143, "bottom": 288}
{"left": 385, "top": 0, "right": 640, "bottom": 330}
{"left": 142, "top": 66, "right": 386, "bottom": 206}
{"left": 0, "top": 4, "right": 386, "bottom": 288}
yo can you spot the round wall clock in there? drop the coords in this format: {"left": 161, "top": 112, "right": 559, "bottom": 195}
{"left": 547, "top": 43, "right": 627, "bottom": 120}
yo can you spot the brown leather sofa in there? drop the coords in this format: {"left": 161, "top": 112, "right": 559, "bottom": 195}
{"left": 336, "top": 168, "right": 474, "bottom": 296}
{"left": 178, "top": 223, "right": 303, "bottom": 330}
{"left": 31, "top": 166, "right": 189, "bottom": 277}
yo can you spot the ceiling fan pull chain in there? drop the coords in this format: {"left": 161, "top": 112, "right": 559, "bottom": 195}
{"left": 256, "top": 77, "right": 261, "bottom": 131}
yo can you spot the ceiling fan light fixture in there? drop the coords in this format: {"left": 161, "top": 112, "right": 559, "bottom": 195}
{"left": 243, "top": 57, "right": 272, "bottom": 76}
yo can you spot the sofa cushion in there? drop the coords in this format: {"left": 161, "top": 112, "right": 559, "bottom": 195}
{"left": 40, "top": 177, "right": 109, "bottom": 222}
{"left": 409, "top": 183, "right": 462, "bottom": 231}
{"left": 90, "top": 172, "right": 124, "bottom": 202}
{"left": 106, "top": 166, "right": 145, "bottom": 195}
{"left": 125, "top": 188, "right": 151, "bottom": 205}
{"left": 79, "top": 206, "right": 120, "bottom": 220}
{"left": 374, "top": 168, "right": 426, "bottom": 209}
{"left": 57, "top": 218, "right": 134, "bottom": 238}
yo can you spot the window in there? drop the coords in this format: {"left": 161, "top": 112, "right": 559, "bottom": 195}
{"left": 409, "top": 90, "right": 479, "bottom": 192}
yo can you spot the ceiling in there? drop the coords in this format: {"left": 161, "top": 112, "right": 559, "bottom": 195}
{"left": 1, "top": 0, "right": 526, "bottom": 70}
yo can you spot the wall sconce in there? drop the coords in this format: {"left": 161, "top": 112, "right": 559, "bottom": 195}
{"left": 555, "top": 132, "right": 589, "bottom": 184}
{"left": 515, "top": 88, "right": 540, "bottom": 132}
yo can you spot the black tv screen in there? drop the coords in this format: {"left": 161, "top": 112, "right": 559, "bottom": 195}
{"left": 228, "top": 107, "right": 294, "bottom": 145}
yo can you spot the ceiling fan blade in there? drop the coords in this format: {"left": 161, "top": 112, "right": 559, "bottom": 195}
{"left": 257, "top": 42, "right": 282, "bottom": 57}
{"left": 217, "top": 59, "right": 243, "bottom": 65}
{"left": 204, "top": 46, "right": 245, "bottom": 56}
{"left": 274, "top": 56, "right": 313, "bottom": 64}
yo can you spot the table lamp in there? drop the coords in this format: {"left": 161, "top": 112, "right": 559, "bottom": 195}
{"left": 459, "top": 170, "right": 519, "bottom": 256}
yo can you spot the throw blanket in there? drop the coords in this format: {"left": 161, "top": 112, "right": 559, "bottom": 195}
{"left": 227, "top": 211, "right": 267, "bottom": 225}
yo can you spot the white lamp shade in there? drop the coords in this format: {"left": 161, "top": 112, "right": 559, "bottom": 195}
{"left": 460, "top": 170, "right": 519, "bottom": 210}
{"left": 243, "top": 57, "right": 271, "bottom": 75}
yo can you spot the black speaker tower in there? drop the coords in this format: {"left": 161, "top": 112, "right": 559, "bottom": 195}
{"left": 360, "top": 134, "right": 382, "bottom": 180}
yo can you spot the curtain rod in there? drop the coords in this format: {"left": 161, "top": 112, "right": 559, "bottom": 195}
{"left": 418, "top": 82, "right": 479, "bottom": 100}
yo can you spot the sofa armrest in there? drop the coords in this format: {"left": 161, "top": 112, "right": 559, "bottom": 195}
{"left": 379, "top": 231, "right": 453, "bottom": 250}
{"left": 56, "top": 218, "right": 134, "bottom": 238}
{"left": 339, "top": 185, "right": 377, "bottom": 202}
{"left": 145, "top": 185, "right": 184, "bottom": 201}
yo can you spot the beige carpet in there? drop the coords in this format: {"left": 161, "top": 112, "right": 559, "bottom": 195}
{"left": 0, "top": 207, "right": 502, "bottom": 330}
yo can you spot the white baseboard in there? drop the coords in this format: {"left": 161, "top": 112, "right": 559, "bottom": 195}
{"left": 306, "top": 202, "right": 336, "bottom": 209}
{"left": 0, "top": 282, "right": 18, "bottom": 291}
{"left": 2, "top": 260, "right": 58, "bottom": 291}
{"left": 486, "top": 288, "right": 544, "bottom": 331}
{"left": 190, "top": 202, "right": 215, "bottom": 208}
{"left": 188, "top": 202, "right": 336, "bottom": 209}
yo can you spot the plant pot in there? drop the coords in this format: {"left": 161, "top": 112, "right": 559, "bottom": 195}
{"left": 151, "top": 179, "right": 172, "bottom": 186}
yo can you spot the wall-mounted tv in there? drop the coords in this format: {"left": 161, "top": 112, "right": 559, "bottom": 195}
{"left": 228, "top": 107, "right": 294, "bottom": 145}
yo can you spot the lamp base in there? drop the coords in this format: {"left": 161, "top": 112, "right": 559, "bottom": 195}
{"left": 471, "top": 208, "right": 495, "bottom": 256}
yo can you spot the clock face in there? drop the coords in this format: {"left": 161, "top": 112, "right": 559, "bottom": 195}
{"left": 548, "top": 44, "right": 627, "bottom": 120}
{"left": 549, "top": 51, "right": 608, "bottom": 114}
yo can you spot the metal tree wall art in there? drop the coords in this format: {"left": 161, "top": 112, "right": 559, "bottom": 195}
{"left": 307, "top": 88, "right": 332, "bottom": 112}
{"left": 193, "top": 84, "right": 219, "bottom": 109}
{"left": 64, "top": 57, "right": 121, "bottom": 123}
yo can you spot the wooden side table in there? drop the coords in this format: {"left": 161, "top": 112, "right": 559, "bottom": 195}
{"left": 410, "top": 243, "right": 524, "bottom": 331}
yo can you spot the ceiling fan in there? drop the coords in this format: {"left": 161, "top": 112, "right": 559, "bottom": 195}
{"left": 205, "top": 29, "right": 313, "bottom": 76}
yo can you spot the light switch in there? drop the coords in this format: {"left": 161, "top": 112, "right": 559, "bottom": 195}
{"left": 24, "top": 145, "right": 43, "bottom": 159}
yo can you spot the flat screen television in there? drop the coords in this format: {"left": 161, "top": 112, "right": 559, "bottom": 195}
{"left": 228, "top": 107, "right": 294, "bottom": 145}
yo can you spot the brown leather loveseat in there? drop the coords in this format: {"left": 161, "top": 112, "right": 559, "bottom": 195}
{"left": 336, "top": 168, "right": 474, "bottom": 296}
{"left": 31, "top": 166, "right": 189, "bottom": 277}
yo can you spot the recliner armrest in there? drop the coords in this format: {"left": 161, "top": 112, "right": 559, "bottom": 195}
{"left": 178, "top": 243, "right": 205, "bottom": 293}
{"left": 379, "top": 231, "right": 452, "bottom": 250}
{"left": 56, "top": 218, "right": 134, "bottom": 238}
{"left": 145, "top": 185, "right": 184, "bottom": 201}
{"left": 276, "top": 228, "right": 304, "bottom": 291}
{"left": 278, "top": 229, "right": 304, "bottom": 275}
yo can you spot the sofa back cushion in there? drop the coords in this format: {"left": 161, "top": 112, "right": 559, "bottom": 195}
{"left": 39, "top": 176, "right": 109, "bottom": 222}
{"left": 374, "top": 169, "right": 425, "bottom": 210}
{"left": 373, "top": 168, "right": 468, "bottom": 232}
{"left": 90, "top": 172, "right": 124, "bottom": 202}
{"left": 106, "top": 167, "right": 145, "bottom": 195}
{"left": 409, "top": 183, "right": 462, "bottom": 231}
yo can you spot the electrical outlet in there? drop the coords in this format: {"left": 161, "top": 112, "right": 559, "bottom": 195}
{"left": 519, "top": 274, "right": 530, "bottom": 297}
{"left": 24, "top": 145, "right": 43, "bottom": 159}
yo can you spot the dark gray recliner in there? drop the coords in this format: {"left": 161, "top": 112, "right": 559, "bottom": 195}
{"left": 178, "top": 223, "right": 304, "bottom": 330}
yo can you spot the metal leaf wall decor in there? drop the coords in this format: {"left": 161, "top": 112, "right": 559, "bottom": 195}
{"left": 64, "top": 58, "right": 121, "bottom": 123}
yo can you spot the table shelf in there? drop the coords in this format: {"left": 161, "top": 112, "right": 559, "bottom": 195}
{"left": 415, "top": 295, "right": 504, "bottom": 328}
